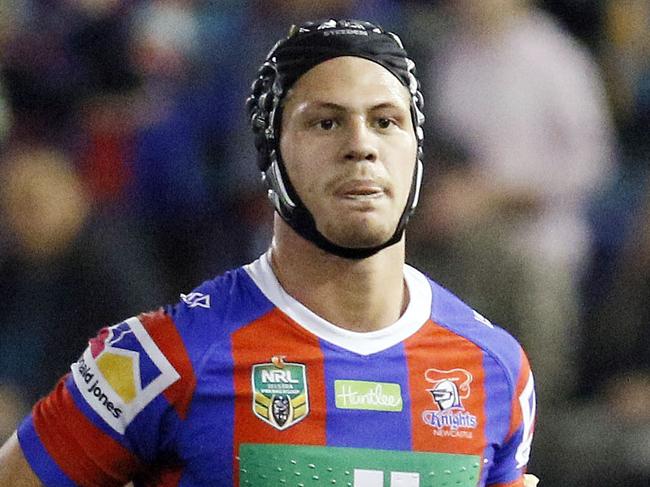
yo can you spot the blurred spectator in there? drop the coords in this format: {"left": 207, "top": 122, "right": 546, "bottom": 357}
{"left": 409, "top": 0, "right": 615, "bottom": 404}
{"left": 597, "top": 0, "right": 650, "bottom": 180}
{"left": 549, "top": 177, "right": 650, "bottom": 486}
{"left": 68, "top": 0, "right": 143, "bottom": 208}
{"left": 580, "top": 0, "right": 650, "bottom": 398}
{"left": 0, "top": 146, "right": 167, "bottom": 403}
{"left": 69, "top": 0, "right": 140, "bottom": 95}
{"left": 122, "top": 0, "right": 273, "bottom": 291}
{"left": 76, "top": 92, "right": 140, "bottom": 206}
{"left": 577, "top": 0, "right": 650, "bottom": 400}
{"left": 1, "top": 2, "right": 83, "bottom": 147}
{"left": 589, "top": 181, "right": 650, "bottom": 412}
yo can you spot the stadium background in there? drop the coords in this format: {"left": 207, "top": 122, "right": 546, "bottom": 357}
{"left": 0, "top": 1, "right": 648, "bottom": 485}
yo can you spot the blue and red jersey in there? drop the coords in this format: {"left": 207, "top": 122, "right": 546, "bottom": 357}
{"left": 18, "top": 253, "right": 535, "bottom": 486}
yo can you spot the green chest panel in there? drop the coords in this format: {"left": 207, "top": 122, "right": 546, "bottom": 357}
{"left": 239, "top": 443, "right": 481, "bottom": 486}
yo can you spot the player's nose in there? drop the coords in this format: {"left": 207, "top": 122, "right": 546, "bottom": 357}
{"left": 342, "top": 118, "right": 378, "bottom": 163}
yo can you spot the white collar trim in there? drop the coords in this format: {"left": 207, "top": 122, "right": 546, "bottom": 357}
{"left": 244, "top": 251, "right": 432, "bottom": 356}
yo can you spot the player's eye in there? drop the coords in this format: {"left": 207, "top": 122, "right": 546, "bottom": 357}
{"left": 318, "top": 119, "right": 336, "bottom": 130}
{"left": 376, "top": 118, "right": 393, "bottom": 129}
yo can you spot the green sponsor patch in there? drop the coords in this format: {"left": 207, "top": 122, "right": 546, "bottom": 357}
{"left": 335, "top": 380, "right": 403, "bottom": 412}
{"left": 238, "top": 443, "right": 481, "bottom": 486}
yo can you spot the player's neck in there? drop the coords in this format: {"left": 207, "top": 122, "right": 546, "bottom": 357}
{"left": 270, "top": 218, "right": 409, "bottom": 333}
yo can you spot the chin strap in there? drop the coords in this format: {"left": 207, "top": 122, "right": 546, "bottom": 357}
{"left": 265, "top": 154, "right": 423, "bottom": 260}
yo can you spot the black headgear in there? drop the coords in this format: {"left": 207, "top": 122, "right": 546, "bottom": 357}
{"left": 246, "top": 19, "right": 425, "bottom": 259}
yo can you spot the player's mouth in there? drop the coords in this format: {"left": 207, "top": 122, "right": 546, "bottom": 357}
{"left": 335, "top": 180, "right": 386, "bottom": 200}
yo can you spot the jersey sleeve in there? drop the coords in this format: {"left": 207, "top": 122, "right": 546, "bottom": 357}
{"left": 16, "top": 310, "right": 196, "bottom": 487}
{"left": 487, "top": 350, "right": 536, "bottom": 487}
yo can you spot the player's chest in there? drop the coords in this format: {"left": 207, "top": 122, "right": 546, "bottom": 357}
{"left": 229, "top": 342, "right": 493, "bottom": 453}
{"left": 182, "top": 346, "right": 498, "bottom": 486}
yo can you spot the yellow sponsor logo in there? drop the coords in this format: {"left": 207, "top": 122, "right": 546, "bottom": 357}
{"left": 96, "top": 352, "right": 137, "bottom": 404}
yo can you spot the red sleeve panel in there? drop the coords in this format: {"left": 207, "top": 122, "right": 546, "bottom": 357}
{"left": 23, "top": 376, "right": 142, "bottom": 487}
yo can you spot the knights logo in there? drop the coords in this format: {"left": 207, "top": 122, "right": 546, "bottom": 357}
{"left": 421, "top": 368, "right": 478, "bottom": 436}
{"left": 425, "top": 368, "right": 473, "bottom": 411}
{"left": 251, "top": 356, "right": 309, "bottom": 430}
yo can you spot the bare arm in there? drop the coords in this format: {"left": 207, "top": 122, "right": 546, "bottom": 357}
{"left": 0, "top": 431, "right": 42, "bottom": 487}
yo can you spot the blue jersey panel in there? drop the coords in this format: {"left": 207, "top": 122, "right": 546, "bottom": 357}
{"left": 322, "top": 341, "right": 413, "bottom": 451}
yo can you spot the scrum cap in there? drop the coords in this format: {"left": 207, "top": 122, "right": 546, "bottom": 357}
{"left": 247, "top": 19, "right": 425, "bottom": 259}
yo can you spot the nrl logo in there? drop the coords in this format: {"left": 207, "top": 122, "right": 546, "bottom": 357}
{"left": 251, "top": 356, "right": 309, "bottom": 430}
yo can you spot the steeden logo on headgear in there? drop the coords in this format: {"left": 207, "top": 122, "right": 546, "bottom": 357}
{"left": 322, "top": 29, "right": 368, "bottom": 37}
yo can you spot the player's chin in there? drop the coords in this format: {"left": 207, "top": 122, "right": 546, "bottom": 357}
{"left": 322, "top": 218, "right": 395, "bottom": 249}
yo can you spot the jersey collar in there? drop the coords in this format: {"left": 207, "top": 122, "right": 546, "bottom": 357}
{"left": 244, "top": 251, "right": 432, "bottom": 355}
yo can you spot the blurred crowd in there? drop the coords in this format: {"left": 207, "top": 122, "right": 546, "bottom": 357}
{"left": 0, "top": 1, "right": 649, "bottom": 485}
